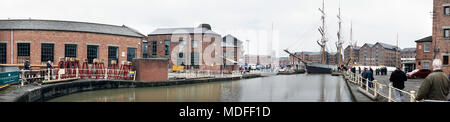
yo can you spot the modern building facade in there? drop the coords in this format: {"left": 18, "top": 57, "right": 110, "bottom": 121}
{"left": 0, "top": 19, "right": 145, "bottom": 68}
{"left": 401, "top": 48, "right": 416, "bottom": 72}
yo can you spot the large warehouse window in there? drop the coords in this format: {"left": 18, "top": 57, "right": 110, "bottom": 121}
{"left": 165, "top": 40, "right": 170, "bottom": 56}
{"left": 17, "top": 43, "right": 30, "bottom": 64}
{"left": 445, "top": 29, "right": 449, "bottom": 38}
{"left": 152, "top": 41, "right": 157, "bottom": 56}
{"left": 0, "top": 43, "right": 6, "bottom": 64}
{"left": 87, "top": 45, "right": 98, "bottom": 64}
{"left": 142, "top": 42, "right": 148, "bottom": 58}
{"left": 41, "top": 43, "right": 54, "bottom": 63}
{"left": 424, "top": 43, "right": 430, "bottom": 52}
{"left": 191, "top": 52, "right": 199, "bottom": 69}
{"left": 127, "top": 47, "right": 137, "bottom": 62}
{"left": 108, "top": 46, "right": 118, "bottom": 67}
{"left": 65, "top": 44, "right": 77, "bottom": 58}
{"left": 444, "top": 55, "right": 449, "bottom": 65}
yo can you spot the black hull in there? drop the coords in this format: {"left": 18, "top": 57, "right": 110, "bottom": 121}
{"left": 306, "top": 65, "right": 332, "bottom": 74}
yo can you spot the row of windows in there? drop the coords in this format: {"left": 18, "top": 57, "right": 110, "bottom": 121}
{"left": 150, "top": 40, "right": 205, "bottom": 57}
{"left": 9, "top": 43, "right": 137, "bottom": 64}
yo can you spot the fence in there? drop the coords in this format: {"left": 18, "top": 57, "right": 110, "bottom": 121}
{"left": 19, "top": 67, "right": 136, "bottom": 86}
{"left": 343, "top": 70, "right": 417, "bottom": 102}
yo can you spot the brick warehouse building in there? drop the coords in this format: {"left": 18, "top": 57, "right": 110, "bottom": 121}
{"left": 344, "top": 45, "right": 360, "bottom": 65}
{"left": 0, "top": 19, "right": 145, "bottom": 67}
{"left": 358, "top": 42, "right": 400, "bottom": 67}
{"left": 148, "top": 24, "right": 223, "bottom": 71}
{"left": 415, "top": 36, "right": 433, "bottom": 70}
{"left": 432, "top": 0, "right": 450, "bottom": 74}
{"left": 222, "top": 34, "right": 243, "bottom": 73}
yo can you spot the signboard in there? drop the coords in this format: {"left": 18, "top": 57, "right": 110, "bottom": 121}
{"left": 0, "top": 71, "right": 20, "bottom": 86}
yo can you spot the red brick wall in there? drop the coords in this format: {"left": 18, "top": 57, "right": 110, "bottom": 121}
{"left": 0, "top": 30, "right": 142, "bottom": 66}
{"left": 133, "top": 58, "right": 168, "bottom": 82}
{"left": 148, "top": 34, "right": 223, "bottom": 71}
{"left": 415, "top": 42, "right": 433, "bottom": 70}
{"left": 433, "top": 0, "right": 450, "bottom": 74}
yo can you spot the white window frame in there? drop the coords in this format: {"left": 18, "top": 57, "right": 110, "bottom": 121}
{"left": 424, "top": 43, "right": 430, "bottom": 52}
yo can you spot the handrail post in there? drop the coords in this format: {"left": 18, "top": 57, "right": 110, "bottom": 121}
{"left": 76, "top": 68, "right": 79, "bottom": 78}
{"left": 410, "top": 91, "right": 416, "bottom": 102}
{"left": 47, "top": 68, "right": 50, "bottom": 81}
{"left": 105, "top": 68, "right": 108, "bottom": 79}
{"left": 365, "top": 78, "right": 369, "bottom": 92}
{"left": 388, "top": 83, "right": 392, "bottom": 102}
{"left": 373, "top": 80, "right": 378, "bottom": 97}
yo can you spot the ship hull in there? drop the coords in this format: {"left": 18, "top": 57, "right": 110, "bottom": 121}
{"left": 305, "top": 63, "right": 335, "bottom": 74}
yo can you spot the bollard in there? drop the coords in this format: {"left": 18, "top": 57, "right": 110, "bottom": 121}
{"left": 410, "top": 91, "right": 416, "bottom": 102}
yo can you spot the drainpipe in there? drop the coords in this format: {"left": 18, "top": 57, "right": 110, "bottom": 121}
{"left": 10, "top": 30, "right": 13, "bottom": 64}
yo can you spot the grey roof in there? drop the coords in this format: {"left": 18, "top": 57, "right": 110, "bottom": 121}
{"left": 415, "top": 36, "right": 432, "bottom": 42}
{"left": 346, "top": 45, "right": 361, "bottom": 50}
{"left": 299, "top": 51, "right": 321, "bottom": 55}
{"left": 223, "top": 34, "right": 243, "bottom": 43}
{"left": 401, "top": 48, "right": 416, "bottom": 52}
{"left": 0, "top": 19, "right": 145, "bottom": 38}
{"left": 149, "top": 26, "right": 220, "bottom": 36}
{"left": 377, "top": 42, "right": 398, "bottom": 50}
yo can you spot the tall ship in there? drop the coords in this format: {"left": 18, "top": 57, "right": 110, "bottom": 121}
{"left": 285, "top": 0, "right": 343, "bottom": 74}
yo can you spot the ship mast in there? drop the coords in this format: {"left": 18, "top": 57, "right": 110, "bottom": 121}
{"left": 349, "top": 21, "right": 353, "bottom": 65}
{"left": 336, "top": 1, "right": 344, "bottom": 66}
{"left": 317, "top": 0, "right": 327, "bottom": 64}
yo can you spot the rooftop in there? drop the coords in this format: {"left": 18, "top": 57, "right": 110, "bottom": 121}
{"left": 376, "top": 42, "right": 398, "bottom": 50}
{"left": 149, "top": 24, "right": 220, "bottom": 36}
{"left": 0, "top": 19, "right": 145, "bottom": 38}
{"left": 401, "top": 48, "right": 416, "bottom": 52}
{"left": 414, "top": 36, "right": 432, "bottom": 42}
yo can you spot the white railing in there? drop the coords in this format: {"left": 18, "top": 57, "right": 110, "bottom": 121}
{"left": 19, "top": 68, "right": 136, "bottom": 86}
{"left": 343, "top": 70, "right": 417, "bottom": 102}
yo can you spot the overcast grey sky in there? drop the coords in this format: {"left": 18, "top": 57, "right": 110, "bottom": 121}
{"left": 0, "top": 0, "right": 433, "bottom": 57}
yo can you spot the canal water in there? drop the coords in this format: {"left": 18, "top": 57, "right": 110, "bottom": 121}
{"left": 48, "top": 74, "right": 353, "bottom": 102}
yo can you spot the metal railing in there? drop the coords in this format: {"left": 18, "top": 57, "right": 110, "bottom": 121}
{"left": 19, "top": 68, "right": 136, "bottom": 86}
{"left": 343, "top": 70, "right": 417, "bottom": 102}
{"left": 169, "top": 68, "right": 275, "bottom": 79}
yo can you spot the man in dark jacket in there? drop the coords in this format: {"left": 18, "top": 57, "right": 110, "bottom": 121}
{"left": 24, "top": 59, "right": 30, "bottom": 70}
{"left": 390, "top": 67, "right": 407, "bottom": 102}
{"left": 416, "top": 59, "right": 450, "bottom": 101}
{"left": 361, "top": 68, "right": 374, "bottom": 88}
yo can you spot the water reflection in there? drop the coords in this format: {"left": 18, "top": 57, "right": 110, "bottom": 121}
{"left": 48, "top": 74, "right": 352, "bottom": 102}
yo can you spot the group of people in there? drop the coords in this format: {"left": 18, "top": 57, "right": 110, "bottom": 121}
{"left": 348, "top": 59, "right": 449, "bottom": 102}
{"left": 388, "top": 59, "right": 449, "bottom": 102}
{"left": 375, "top": 67, "right": 388, "bottom": 76}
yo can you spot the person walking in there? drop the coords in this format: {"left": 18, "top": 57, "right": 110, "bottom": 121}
{"left": 367, "top": 67, "right": 374, "bottom": 88}
{"left": 24, "top": 59, "right": 30, "bottom": 70}
{"left": 358, "top": 67, "right": 361, "bottom": 74}
{"left": 390, "top": 67, "right": 407, "bottom": 102}
{"left": 361, "top": 68, "right": 374, "bottom": 88}
{"left": 415, "top": 59, "right": 450, "bottom": 101}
